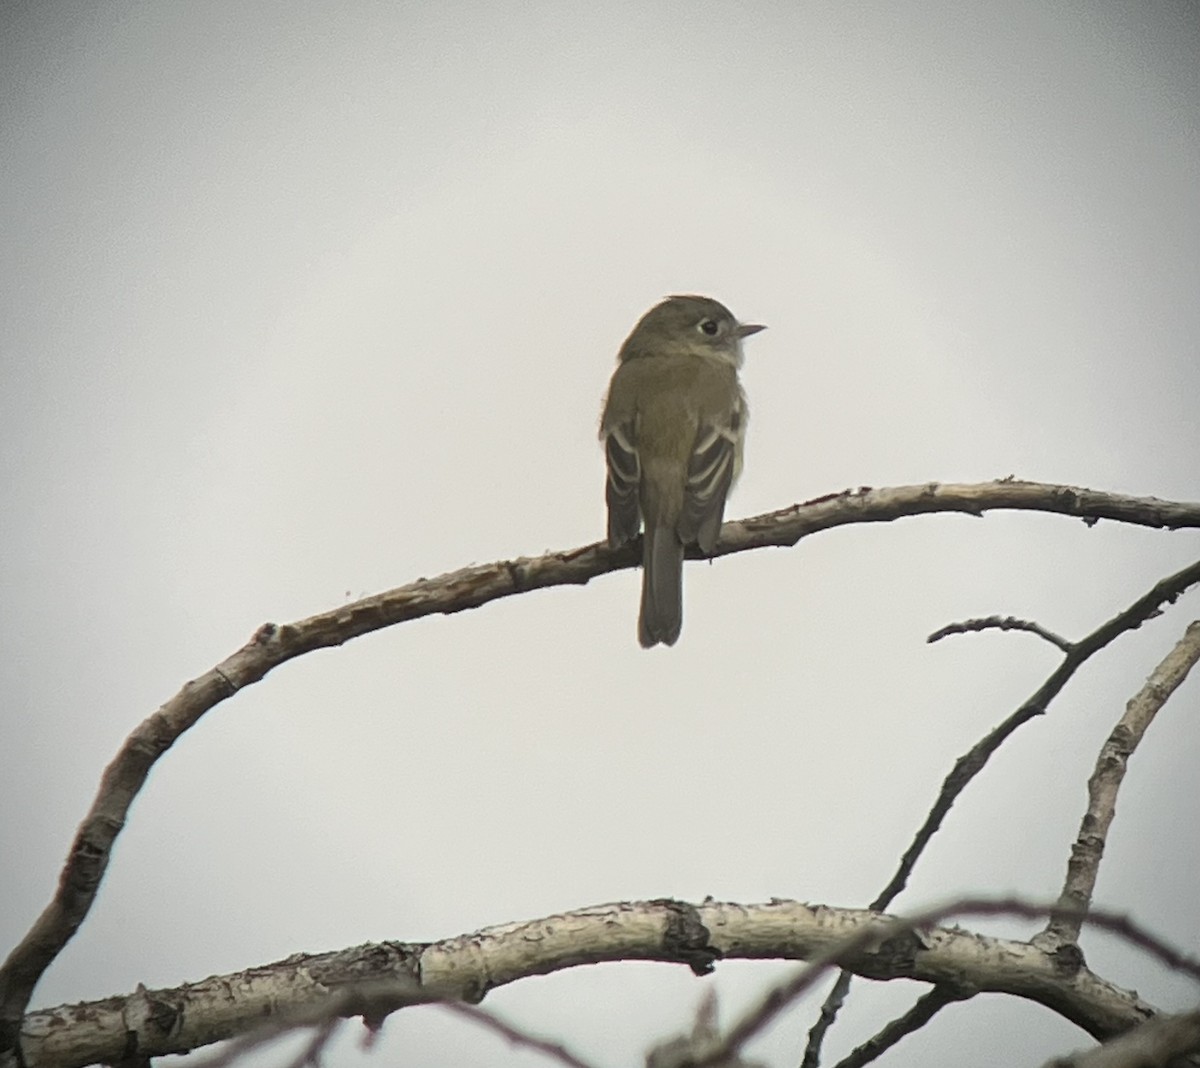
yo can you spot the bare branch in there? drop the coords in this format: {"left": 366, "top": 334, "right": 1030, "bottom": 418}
{"left": 186, "top": 984, "right": 602, "bottom": 1068}
{"left": 927, "top": 614, "right": 1073, "bottom": 652}
{"left": 884, "top": 556, "right": 1200, "bottom": 906}
{"left": 180, "top": 984, "right": 602, "bottom": 1068}
{"left": 188, "top": 978, "right": 602, "bottom": 1068}
{"left": 1045, "top": 620, "right": 1200, "bottom": 946}
{"left": 827, "top": 984, "right": 976, "bottom": 1068}
{"left": 177, "top": 976, "right": 434, "bottom": 1068}
{"left": 1044, "top": 1009, "right": 1200, "bottom": 1067}
{"left": 723, "top": 482, "right": 1200, "bottom": 552}
{"left": 700, "top": 897, "right": 1200, "bottom": 1067}
{"left": 802, "top": 973, "right": 853, "bottom": 1068}
{"left": 804, "top": 559, "right": 1200, "bottom": 1065}
{"left": 884, "top": 555, "right": 1200, "bottom": 905}
{"left": 439, "top": 1002, "right": 600, "bottom": 1068}
{"left": 3, "top": 480, "right": 1198, "bottom": 1060}
{"left": 17, "top": 898, "right": 1177, "bottom": 1068}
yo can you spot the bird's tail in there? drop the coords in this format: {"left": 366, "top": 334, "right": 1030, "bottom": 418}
{"left": 639, "top": 524, "right": 684, "bottom": 647}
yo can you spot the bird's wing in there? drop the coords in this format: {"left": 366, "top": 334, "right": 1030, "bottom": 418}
{"left": 679, "top": 405, "right": 741, "bottom": 554}
{"left": 604, "top": 419, "right": 642, "bottom": 547}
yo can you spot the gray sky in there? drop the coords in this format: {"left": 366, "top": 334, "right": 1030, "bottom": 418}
{"left": 3, "top": 2, "right": 1199, "bottom": 1065}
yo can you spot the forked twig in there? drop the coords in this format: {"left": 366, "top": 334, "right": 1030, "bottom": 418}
{"left": 802, "top": 560, "right": 1200, "bottom": 1066}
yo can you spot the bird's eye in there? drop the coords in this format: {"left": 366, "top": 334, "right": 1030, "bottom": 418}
{"left": 699, "top": 319, "right": 720, "bottom": 336}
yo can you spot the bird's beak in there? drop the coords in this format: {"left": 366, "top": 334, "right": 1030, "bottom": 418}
{"left": 737, "top": 322, "right": 766, "bottom": 338}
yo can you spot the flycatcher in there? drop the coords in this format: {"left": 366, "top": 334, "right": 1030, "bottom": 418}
{"left": 600, "top": 295, "right": 765, "bottom": 647}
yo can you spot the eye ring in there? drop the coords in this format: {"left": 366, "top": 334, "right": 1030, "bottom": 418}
{"left": 698, "top": 319, "right": 720, "bottom": 336}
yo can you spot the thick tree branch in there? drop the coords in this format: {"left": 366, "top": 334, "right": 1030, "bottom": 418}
{"left": 14, "top": 898, "right": 1180, "bottom": 1068}
{"left": 1044, "top": 620, "right": 1200, "bottom": 946}
{"left": 698, "top": 898, "right": 1200, "bottom": 1068}
{"left": 3, "top": 480, "right": 1198, "bottom": 1063}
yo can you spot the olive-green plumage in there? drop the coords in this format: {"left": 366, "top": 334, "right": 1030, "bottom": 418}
{"left": 600, "top": 295, "right": 764, "bottom": 647}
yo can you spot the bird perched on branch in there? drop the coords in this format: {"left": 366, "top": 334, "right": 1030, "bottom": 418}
{"left": 600, "top": 295, "right": 765, "bottom": 647}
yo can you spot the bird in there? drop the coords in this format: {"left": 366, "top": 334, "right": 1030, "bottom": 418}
{"left": 600, "top": 295, "right": 765, "bottom": 647}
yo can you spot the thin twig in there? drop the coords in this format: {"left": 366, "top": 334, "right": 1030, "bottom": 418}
{"left": 802, "top": 560, "right": 1200, "bottom": 1066}
{"left": 1045, "top": 620, "right": 1200, "bottom": 946}
{"left": 438, "top": 1002, "right": 600, "bottom": 1068}
{"left": 802, "top": 973, "right": 853, "bottom": 1068}
{"left": 280, "top": 1017, "right": 339, "bottom": 1068}
{"left": 927, "top": 614, "right": 1073, "bottom": 652}
{"left": 827, "top": 984, "right": 976, "bottom": 1068}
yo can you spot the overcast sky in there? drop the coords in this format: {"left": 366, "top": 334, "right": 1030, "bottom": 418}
{"left": 3, "top": 2, "right": 1199, "bottom": 1065}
